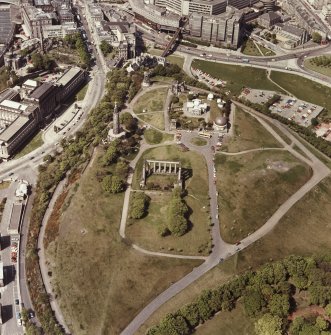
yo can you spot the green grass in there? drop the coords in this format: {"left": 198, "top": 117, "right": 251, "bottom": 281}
{"left": 216, "top": 150, "right": 312, "bottom": 243}
{"left": 242, "top": 39, "right": 262, "bottom": 56}
{"left": 128, "top": 145, "right": 211, "bottom": 255}
{"left": 134, "top": 88, "right": 168, "bottom": 114}
{"left": 192, "top": 60, "right": 282, "bottom": 95}
{"left": 137, "top": 175, "right": 331, "bottom": 335}
{"left": 195, "top": 302, "right": 254, "bottom": 335}
{"left": 270, "top": 71, "right": 331, "bottom": 117}
{"left": 144, "top": 129, "right": 173, "bottom": 144}
{"left": 224, "top": 108, "right": 283, "bottom": 152}
{"left": 15, "top": 131, "right": 43, "bottom": 158}
{"left": 304, "top": 56, "right": 331, "bottom": 78}
{"left": 48, "top": 149, "right": 200, "bottom": 335}
{"left": 149, "top": 48, "right": 184, "bottom": 68}
{"left": 75, "top": 83, "right": 89, "bottom": 101}
{"left": 139, "top": 113, "right": 164, "bottom": 130}
{"left": 190, "top": 137, "right": 207, "bottom": 146}
{"left": 263, "top": 119, "right": 292, "bottom": 145}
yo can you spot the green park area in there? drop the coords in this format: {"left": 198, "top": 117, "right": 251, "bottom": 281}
{"left": 241, "top": 39, "right": 275, "bottom": 57}
{"left": 137, "top": 173, "right": 331, "bottom": 335}
{"left": 270, "top": 71, "right": 331, "bottom": 117}
{"left": 149, "top": 48, "right": 185, "bottom": 68}
{"left": 139, "top": 113, "right": 165, "bottom": 130}
{"left": 215, "top": 150, "right": 312, "bottom": 243}
{"left": 192, "top": 60, "right": 281, "bottom": 95}
{"left": 15, "top": 131, "right": 43, "bottom": 158}
{"left": 47, "top": 149, "right": 200, "bottom": 335}
{"left": 304, "top": 55, "right": 331, "bottom": 78}
{"left": 75, "top": 83, "right": 89, "bottom": 101}
{"left": 134, "top": 87, "right": 168, "bottom": 114}
{"left": 144, "top": 129, "right": 173, "bottom": 144}
{"left": 127, "top": 145, "right": 211, "bottom": 255}
{"left": 223, "top": 108, "right": 282, "bottom": 152}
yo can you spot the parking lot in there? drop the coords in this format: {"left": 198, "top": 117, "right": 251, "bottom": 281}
{"left": 240, "top": 89, "right": 324, "bottom": 127}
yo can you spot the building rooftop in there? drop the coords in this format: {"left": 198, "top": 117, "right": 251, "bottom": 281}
{"left": 0, "top": 99, "right": 28, "bottom": 111}
{"left": 57, "top": 67, "right": 82, "bottom": 87}
{"left": 0, "top": 88, "right": 19, "bottom": 103}
{"left": 0, "top": 116, "right": 30, "bottom": 142}
{"left": 23, "top": 79, "right": 39, "bottom": 88}
{"left": 29, "top": 82, "right": 55, "bottom": 100}
{"left": 8, "top": 203, "right": 23, "bottom": 234}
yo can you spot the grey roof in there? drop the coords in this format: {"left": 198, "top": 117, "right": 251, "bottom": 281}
{"left": 57, "top": 67, "right": 82, "bottom": 86}
{"left": 260, "top": 11, "right": 281, "bottom": 21}
{"left": 8, "top": 203, "right": 23, "bottom": 234}
{"left": 29, "top": 82, "right": 55, "bottom": 100}
{"left": 0, "top": 116, "right": 30, "bottom": 142}
{"left": 282, "top": 24, "right": 305, "bottom": 37}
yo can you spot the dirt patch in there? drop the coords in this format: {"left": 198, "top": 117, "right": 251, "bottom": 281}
{"left": 266, "top": 159, "right": 291, "bottom": 172}
{"left": 288, "top": 305, "right": 331, "bottom": 322}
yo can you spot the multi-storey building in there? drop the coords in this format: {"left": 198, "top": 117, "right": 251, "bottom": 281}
{"left": 189, "top": 7, "right": 244, "bottom": 48}
{"left": 0, "top": 67, "right": 87, "bottom": 160}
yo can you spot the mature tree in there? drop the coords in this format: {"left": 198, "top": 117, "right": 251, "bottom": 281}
{"left": 325, "top": 303, "right": 331, "bottom": 317}
{"left": 255, "top": 313, "right": 283, "bottom": 335}
{"left": 311, "top": 118, "right": 319, "bottom": 127}
{"left": 268, "top": 294, "right": 290, "bottom": 317}
{"left": 102, "top": 175, "right": 124, "bottom": 194}
{"left": 243, "top": 289, "right": 266, "bottom": 317}
{"left": 158, "top": 313, "right": 190, "bottom": 335}
{"left": 115, "top": 161, "right": 129, "bottom": 179}
{"left": 180, "top": 303, "right": 200, "bottom": 329}
{"left": 316, "top": 316, "right": 328, "bottom": 331}
{"left": 100, "top": 40, "right": 113, "bottom": 56}
{"left": 312, "top": 32, "right": 322, "bottom": 44}
{"left": 167, "top": 189, "right": 189, "bottom": 237}
{"left": 103, "top": 145, "right": 118, "bottom": 165}
{"left": 130, "top": 192, "right": 150, "bottom": 219}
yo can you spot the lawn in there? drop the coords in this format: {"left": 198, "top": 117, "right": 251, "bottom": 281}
{"left": 75, "top": 83, "right": 89, "bottom": 101}
{"left": 195, "top": 302, "right": 254, "bottom": 335}
{"left": 270, "top": 71, "right": 331, "bottom": 117}
{"left": 304, "top": 56, "right": 331, "bottom": 78}
{"left": 139, "top": 112, "right": 164, "bottom": 130}
{"left": 223, "top": 108, "right": 283, "bottom": 152}
{"left": 143, "top": 129, "right": 173, "bottom": 144}
{"left": 149, "top": 48, "right": 184, "bottom": 68}
{"left": 15, "top": 131, "right": 43, "bottom": 158}
{"left": 216, "top": 150, "right": 312, "bottom": 243}
{"left": 190, "top": 137, "right": 207, "bottom": 146}
{"left": 241, "top": 39, "right": 275, "bottom": 57}
{"left": 137, "top": 175, "right": 331, "bottom": 335}
{"left": 134, "top": 87, "right": 168, "bottom": 114}
{"left": 128, "top": 145, "right": 211, "bottom": 254}
{"left": 47, "top": 150, "right": 200, "bottom": 335}
{"left": 192, "top": 60, "right": 282, "bottom": 95}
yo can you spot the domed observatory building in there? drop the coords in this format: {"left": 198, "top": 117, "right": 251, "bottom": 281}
{"left": 213, "top": 115, "right": 228, "bottom": 133}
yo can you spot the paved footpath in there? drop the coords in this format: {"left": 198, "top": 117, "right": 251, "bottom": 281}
{"left": 121, "top": 103, "right": 330, "bottom": 335}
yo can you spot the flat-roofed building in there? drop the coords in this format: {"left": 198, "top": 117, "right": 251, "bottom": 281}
{"left": 24, "top": 82, "right": 57, "bottom": 121}
{"left": 189, "top": 7, "right": 245, "bottom": 48}
{"left": 0, "top": 110, "right": 38, "bottom": 160}
{"left": 7, "top": 203, "right": 23, "bottom": 235}
{"left": 0, "top": 88, "right": 20, "bottom": 104}
{"left": 56, "top": 67, "right": 87, "bottom": 103}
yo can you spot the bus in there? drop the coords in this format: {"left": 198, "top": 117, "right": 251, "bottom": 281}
{"left": 198, "top": 131, "right": 212, "bottom": 139}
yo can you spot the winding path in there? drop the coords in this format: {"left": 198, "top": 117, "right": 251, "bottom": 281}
{"left": 120, "top": 99, "right": 330, "bottom": 335}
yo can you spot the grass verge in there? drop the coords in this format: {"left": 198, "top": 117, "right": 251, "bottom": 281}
{"left": 134, "top": 87, "right": 168, "bottom": 114}
{"left": 190, "top": 137, "right": 207, "bottom": 146}
{"left": 15, "top": 131, "right": 43, "bottom": 158}
{"left": 304, "top": 57, "right": 331, "bottom": 78}
{"left": 216, "top": 150, "right": 312, "bottom": 243}
{"left": 224, "top": 108, "right": 283, "bottom": 152}
{"left": 192, "top": 60, "right": 282, "bottom": 95}
{"left": 75, "top": 83, "right": 89, "bottom": 101}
